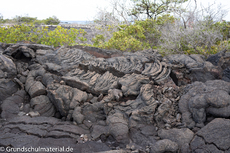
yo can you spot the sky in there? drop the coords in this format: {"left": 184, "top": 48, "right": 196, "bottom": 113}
{"left": 0, "top": 0, "right": 230, "bottom": 21}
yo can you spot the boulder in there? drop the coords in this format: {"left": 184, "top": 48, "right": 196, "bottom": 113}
{"left": 0, "top": 79, "right": 19, "bottom": 102}
{"left": 30, "top": 95, "right": 56, "bottom": 117}
{"left": 91, "top": 124, "right": 109, "bottom": 140}
{"left": 150, "top": 139, "right": 178, "bottom": 153}
{"left": 25, "top": 67, "right": 47, "bottom": 98}
{"left": 158, "top": 128, "right": 194, "bottom": 152}
{"left": 191, "top": 118, "right": 230, "bottom": 152}
{"left": 81, "top": 102, "right": 106, "bottom": 123}
{"left": 0, "top": 54, "right": 17, "bottom": 78}
{"left": 48, "top": 84, "right": 93, "bottom": 119}
{"left": 119, "top": 73, "right": 150, "bottom": 96}
{"left": 1, "top": 90, "right": 26, "bottom": 120}
{"left": 163, "top": 54, "right": 221, "bottom": 85}
{"left": 190, "top": 136, "right": 222, "bottom": 153}
{"left": 128, "top": 84, "right": 158, "bottom": 126}
{"left": 197, "top": 118, "right": 230, "bottom": 150}
{"left": 72, "top": 107, "right": 85, "bottom": 124}
{"left": 179, "top": 80, "right": 230, "bottom": 128}
{"left": 47, "top": 84, "right": 74, "bottom": 117}
{"left": 106, "top": 112, "right": 129, "bottom": 145}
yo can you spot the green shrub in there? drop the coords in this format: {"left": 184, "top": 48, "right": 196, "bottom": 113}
{"left": 43, "top": 16, "right": 60, "bottom": 25}
{"left": 213, "top": 21, "right": 230, "bottom": 40}
{"left": 91, "top": 14, "right": 176, "bottom": 52}
{"left": 0, "top": 24, "right": 87, "bottom": 47}
{"left": 92, "top": 24, "right": 150, "bottom": 51}
{"left": 92, "top": 34, "right": 105, "bottom": 46}
{"left": 0, "top": 24, "right": 33, "bottom": 43}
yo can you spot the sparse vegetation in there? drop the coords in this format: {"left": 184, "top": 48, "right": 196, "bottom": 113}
{"left": 0, "top": 0, "right": 229, "bottom": 55}
{"left": 0, "top": 15, "right": 60, "bottom": 25}
{"left": 0, "top": 24, "right": 86, "bottom": 47}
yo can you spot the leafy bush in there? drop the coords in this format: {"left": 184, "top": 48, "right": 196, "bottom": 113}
{"left": 0, "top": 24, "right": 33, "bottom": 43}
{"left": 213, "top": 21, "right": 230, "bottom": 40}
{"left": 91, "top": 14, "right": 175, "bottom": 52}
{"left": 91, "top": 24, "right": 147, "bottom": 51}
{"left": 0, "top": 24, "right": 87, "bottom": 47}
{"left": 37, "top": 25, "right": 87, "bottom": 46}
{"left": 43, "top": 16, "right": 60, "bottom": 25}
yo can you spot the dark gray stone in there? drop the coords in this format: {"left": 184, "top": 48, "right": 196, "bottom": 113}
{"left": 1, "top": 90, "right": 26, "bottom": 120}
{"left": 0, "top": 116, "right": 110, "bottom": 153}
{"left": 119, "top": 74, "right": 150, "bottom": 96}
{"left": 81, "top": 102, "right": 105, "bottom": 123}
{"left": 106, "top": 112, "right": 129, "bottom": 145}
{"left": 197, "top": 118, "right": 230, "bottom": 150}
{"left": 3, "top": 43, "right": 53, "bottom": 57}
{"left": 25, "top": 67, "right": 47, "bottom": 98}
{"left": 150, "top": 139, "right": 178, "bottom": 153}
{"left": 163, "top": 54, "right": 221, "bottom": 85}
{"left": 223, "top": 67, "right": 230, "bottom": 82}
{"left": 2, "top": 42, "right": 230, "bottom": 152}
{"left": 179, "top": 80, "right": 230, "bottom": 128}
{"left": 0, "top": 54, "right": 17, "bottom": 78}
{"left": 62, "top": 70, "right": 118, "bottom": 95}
{"left": 0, "top": 79, "right": 19, "bottom": 102}
{"left": 48, "top": 84, "right": 93, "bottom": 118}
{"left": 30, "top": 95, "right": 55, "bottom": 117}
{"left": 91, "top": 125, "right": 109, "bottom": 140}
{"left": 158, "top": 128, "right": 194, "bottom": 152}
{"left": 129, "top": 128, "right": 153, "bottom": 148}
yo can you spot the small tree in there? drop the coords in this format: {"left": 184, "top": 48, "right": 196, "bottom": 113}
{"left": 130, "top": 0, "right": 188, "bottom": 19}
{"left": 20, "top": 16, "right": 37, "bottom": 23}
{"left": 44, "top": 16, "right": 60, "bottom": 25}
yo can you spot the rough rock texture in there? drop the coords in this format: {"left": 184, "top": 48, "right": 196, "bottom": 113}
{"left": 106, "top": 112, "right": 129, "bottom": 145}
{"left": 0, "top": 54, "right": 17, "bottom": 78}
{"left": 25, "top": 67, "right": 47, "bottom": 98}
{"left": 1, "top": 90, "right": 27, "bottom": 120}
{"left": 179, "top": 80, "right": 230, "bottom": 129}
{"left": 163, "top": 54, "right": 222, "bottom": 85}
{"left": 207, "top": 50, "right": 230, "bottom": 82}
{"left": 30, "top": 95, "right": 56, "bottom": 117}
{"left": 0, "top": 79, "right": 19, "bottom": 102}
{"left": 62, "top": 69, "right": 118, "bottom": 95}
{"left": 119, "top": 74, "right": 150, "bottom": 96}
{"left": 0, "top": 116, "right": 110, "bottom": 153}
{"left": 191, "top": 118, "right": 230, "bottom": 152}
{"left": 151, "top": 139, "right": 178, "bottom": 153}
{"left": 48, "top": 83, "right": 93, "bottom": 119}
{"left": 158, "top": 128, "right": 194, "bottom": 152}
{"left": 0, "top": 42, "right": 230, "bottom": 152}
